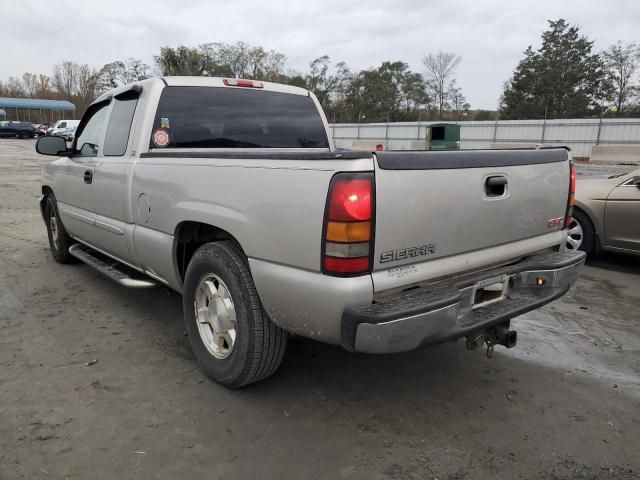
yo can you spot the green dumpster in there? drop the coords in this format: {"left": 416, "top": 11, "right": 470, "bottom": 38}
{"left": 428, "top": 123, "right": 460, "bottom": 150}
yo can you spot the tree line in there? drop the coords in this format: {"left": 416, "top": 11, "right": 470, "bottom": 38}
{"left": 0, "top": 42, "right": 467, "bottom": 123}
{"left": 1, "top": 19, "right": 639, "bottom": 122}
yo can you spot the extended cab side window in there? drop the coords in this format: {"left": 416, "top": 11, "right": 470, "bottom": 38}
{"left": 73, "top": 102, "right": 109, "bottom": 157}
{"left": 104, "top": 91, "right": 139, "bottom": 156}
{"left": 150, "top": 86, "right": 329, "bottom": 149}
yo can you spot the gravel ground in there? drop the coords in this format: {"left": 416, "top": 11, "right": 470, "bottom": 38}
{"left": 1, "top": 139, "right": 639, "bottom": 480}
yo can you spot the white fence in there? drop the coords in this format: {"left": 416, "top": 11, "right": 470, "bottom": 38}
{"left": 330, "top": 118, "right": 640, "bottom": 159}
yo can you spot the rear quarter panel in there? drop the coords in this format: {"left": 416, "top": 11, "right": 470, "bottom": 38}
{"left": 130, "top": 156, "right": 374, "bottom": 274}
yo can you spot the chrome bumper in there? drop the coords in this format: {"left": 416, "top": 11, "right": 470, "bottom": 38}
{"left": 341, "top": 250, "right": 586, "bottom": 354}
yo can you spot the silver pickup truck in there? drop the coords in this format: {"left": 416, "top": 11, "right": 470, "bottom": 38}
{"left": 36, "top": 76, "right": 585, "bottom": 387}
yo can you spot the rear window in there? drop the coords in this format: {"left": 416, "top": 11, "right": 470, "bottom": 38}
{"left": 150, "top": 86, "right": 329, "bottom": 149}
{"left": 104, "top": 91, "right": 138, "bottom": 156}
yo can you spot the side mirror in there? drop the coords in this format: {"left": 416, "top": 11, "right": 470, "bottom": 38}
{"left": 36, "top": 135, "right": 69, "bottom": 156}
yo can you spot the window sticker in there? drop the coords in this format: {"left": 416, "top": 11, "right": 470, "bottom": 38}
{"left": 160, "top": 117, "right": 170, "bottom": 129}
{"left": 152, "top": 129, "right": 170, "bottom": 147}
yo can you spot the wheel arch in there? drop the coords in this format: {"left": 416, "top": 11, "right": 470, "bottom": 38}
{"left": 173, "top": 221, "right": 247, "bottom": 285}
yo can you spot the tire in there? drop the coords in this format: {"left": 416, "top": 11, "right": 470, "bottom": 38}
{"left": 566, "top": 209, "right": 595, "bottom": 255}
{"left": 44, "top": 194, "right": 77, "bottom": 263}
{"left": 182, "top": 241, "right": 287, "bottom": 388}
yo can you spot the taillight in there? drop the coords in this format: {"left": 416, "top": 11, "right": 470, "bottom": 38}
{"left": 322, "top": 172, "right": 374, "bottom": 276}
{"left": 223, "top": 78, "right": 264, "bottom": 88}
{"left": 564, "top": 161, "right": 576, "bottom": 229}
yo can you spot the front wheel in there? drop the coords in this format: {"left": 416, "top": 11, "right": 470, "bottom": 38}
{"left": 182, "top": 241, "right": 287, "bottom": 388}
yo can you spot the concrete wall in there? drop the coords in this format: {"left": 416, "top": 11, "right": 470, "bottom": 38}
{"left": 331, "top": 118, "right": 640, "bottom": 159}
{"left": 590, "top": 145, "right": 640, "bottom": 164}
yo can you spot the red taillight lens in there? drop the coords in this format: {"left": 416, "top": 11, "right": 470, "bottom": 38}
{"left": 564, "top": 161, "right": 576, "bottom": 229}
{"left": 328, "top": 178, "right": 372, "bottom": 221}
{"left": 324, "top": 257, "right": 370, "bottom": 274}
{"left": 322, "top": 173, "right": 374, "bottom": 276}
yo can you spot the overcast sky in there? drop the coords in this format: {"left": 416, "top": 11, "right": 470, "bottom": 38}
{"left": 2, "top": 0, "right": 639, "bottom": 109}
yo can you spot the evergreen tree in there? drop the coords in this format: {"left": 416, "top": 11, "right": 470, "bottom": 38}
{"left": 501, "top": 19, "right": 607, "bottom": 119}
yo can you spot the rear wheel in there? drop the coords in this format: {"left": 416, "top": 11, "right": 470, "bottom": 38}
{"left": 44, "top": 194, "right": 77, "bottom": 263}
{"left": 566, "top": 209, "right": 595, "bottom": 255}
{"left": 182, "top": 241, "right": 287, "bottom": 388}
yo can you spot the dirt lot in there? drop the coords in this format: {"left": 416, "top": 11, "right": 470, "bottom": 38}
{"left": 1, "top": 139, "right": 639, "bottom": 480}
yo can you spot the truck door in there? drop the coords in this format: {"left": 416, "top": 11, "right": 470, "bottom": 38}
{"left": 55, "top": 101, "right": 110, "bottom": 243}
{"left": 89, "top": 89, "right": 141, "bottom": 264}
{"left": 604, "top": 175, "right": 640, "bottom": 252}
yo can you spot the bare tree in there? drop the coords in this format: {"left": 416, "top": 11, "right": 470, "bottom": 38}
{"left": 422, "top": 51, "right": 462, "bottom": 119}
{"left": 449, "top": 84, "right": 470, "bottom": 120}
{"left": 36, "top": 74, "right": 54, "bottom": 98}
{"left": 602, "top": 41, "right": 640, "bottom": 115}
{"left": 126, "top": 58, "right": 151, "bottom": 82}
{"left": 0, "top": 77, "right": 26, "bottom": 97}
{"left": 205, "top": 42, "right": 287, "bottom": 81}
{"left": 306, "top": 56, "right": 352, "bottom": 108}
{"left": 52, "top": 61, "right": 100, "bottom": 115}
{"left": 21, "top": 73, "right": 39, "bottom": 97}
{"left": 52, "top": 61, "right": 79, "bottom": 101}
{"left": 76, "top": 64, "right": 100, "bottom": 105}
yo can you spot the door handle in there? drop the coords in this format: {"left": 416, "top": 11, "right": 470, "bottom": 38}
{"left": 485, "top": 175, "right": 508, "bottom": 197}
{"left": 84, "top": 170, "right": 93, "bottom": 184}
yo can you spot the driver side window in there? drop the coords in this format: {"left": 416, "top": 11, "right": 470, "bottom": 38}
{"left": 73, "top": 102, "right": 109, "bottom": 157}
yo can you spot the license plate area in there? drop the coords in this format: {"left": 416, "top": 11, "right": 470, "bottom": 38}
{"left": 471, "top": 275, "right": 509, "bottom": 310}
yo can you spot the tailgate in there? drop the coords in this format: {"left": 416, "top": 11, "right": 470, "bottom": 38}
{"left": 372, "top": 148, "right": 570, "bottom": 291}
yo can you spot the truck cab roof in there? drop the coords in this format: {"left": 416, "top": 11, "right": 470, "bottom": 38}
{"left": 93, "top": 76, "right": 310, "bottom": 105}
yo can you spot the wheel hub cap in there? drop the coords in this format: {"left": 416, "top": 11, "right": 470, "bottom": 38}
{"left": 50, "top": 215, "right": 59, "bottom": 250}
{"left": 566, "top": 218, "right": 583, "bottom": 250}
{"left": 194, "top": 274, "right": 237, "bottom": 359}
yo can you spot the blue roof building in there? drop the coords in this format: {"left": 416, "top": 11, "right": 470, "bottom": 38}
{"left": 0, "top": 97, "right": 76, "bottom": 122}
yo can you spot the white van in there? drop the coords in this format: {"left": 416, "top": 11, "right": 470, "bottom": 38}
{"left": 48, "top": 120, "right": 80, "bottom": 137}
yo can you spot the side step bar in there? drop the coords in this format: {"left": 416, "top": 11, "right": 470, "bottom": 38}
{"left": 69, "top": 244, "right": 159, "bottom": 289}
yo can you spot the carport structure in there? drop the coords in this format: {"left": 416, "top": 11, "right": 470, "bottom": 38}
{"left": 0, "top": 97, "right": 76, "bottom": 123}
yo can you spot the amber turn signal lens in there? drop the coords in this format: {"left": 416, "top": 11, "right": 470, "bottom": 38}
{"left": 326, "top": 221, "right": 371, "bottom": 242}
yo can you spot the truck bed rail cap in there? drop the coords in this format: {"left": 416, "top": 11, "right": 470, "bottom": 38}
{"left": 140, "top": 150, "right": 372, "bottom": 160}
{"left": 375, "top": 148, "right": 569, "bottom": 170}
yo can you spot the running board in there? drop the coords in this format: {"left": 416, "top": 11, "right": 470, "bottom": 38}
{"left": 69, "top": 244, "right": 159, "bottom": 289}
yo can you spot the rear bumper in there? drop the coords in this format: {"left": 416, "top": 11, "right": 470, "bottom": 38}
{"left": 341, "top": 250, "right": 586, "bottom": 354}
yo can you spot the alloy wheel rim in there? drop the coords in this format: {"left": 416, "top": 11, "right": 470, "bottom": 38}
{"left": 566, "top": 218, "right": 583, "bottom": 250}
{"left": 194, "top": 274, "right": 237, "bottom": 360}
